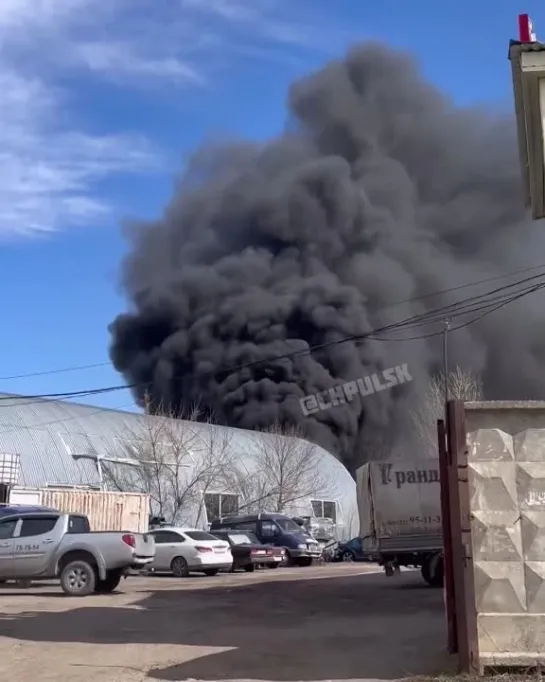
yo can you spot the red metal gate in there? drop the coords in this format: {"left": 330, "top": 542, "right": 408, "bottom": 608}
{"left": 439, "top": 401, "right": 480, "bottom": 674}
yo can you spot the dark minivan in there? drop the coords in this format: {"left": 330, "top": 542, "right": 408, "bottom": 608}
{"left": 210, "top": 512, "right": 321, "bottom": 567}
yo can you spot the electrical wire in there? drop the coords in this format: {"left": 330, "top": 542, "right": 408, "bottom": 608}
{"left": 369, "top": 282, "right": 545, "bottom": 341}
{"left": 0, "top": 362, "right": 110, "bottom": 381}
{"left": 3, "top": 269, "right": 544, "bottom": 407}
{"left": 3, "top": 260, "right": 545, "bottom": 382}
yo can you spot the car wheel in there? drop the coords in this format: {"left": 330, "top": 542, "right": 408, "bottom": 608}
{"left": 342, "top": 551, "right": 355, "bottom": 562}
{"left": 269, "top": 562, "right": 279, "bottom": 569}
{"left": 203, "top": 569, "right": 219, "bottom": 576}
{"left": 60, "top": 560, "right": 97, "bottom": 596}
{"left": 171, "top": 556, "right": 189, "bottom": 578}
{"left": 421, "top": 556, "right": 444, "bottom": 588}
{"left": 94, "top": 569, "right": 122, "bottom": 593}
{"left": 285, "top": 553, "right": 296, "bottom": 567}
{"left": 244, "top": 564, "right": 256, "bottom": 573}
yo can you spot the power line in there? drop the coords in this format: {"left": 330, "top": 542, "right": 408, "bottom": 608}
{"left": 2, "top": 270, "right": 544, "bottom": 407}
{"left": 0, "top": 362, "right": 110, "bottom": 381}
{"left": 3, "top": 260, "right": 545, "bottom": 382}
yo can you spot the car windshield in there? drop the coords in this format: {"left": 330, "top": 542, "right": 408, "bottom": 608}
{"left": 185, "top": 530, "right": 220, "bottom": 541}
{"left": 275, "top": 518, "right": 302, "bottom": 533}
{"left": 228, "top": 532, "right": 258, "bottom": 545}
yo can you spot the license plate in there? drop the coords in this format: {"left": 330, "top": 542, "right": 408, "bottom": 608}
{"left": 255, "top": 550, "right": 266, "bottom": 555}
{"left": 274, "top": 556, "right": 282, "bottom": 561}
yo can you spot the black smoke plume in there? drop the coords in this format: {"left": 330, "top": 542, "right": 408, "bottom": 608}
{"left": 109, "top": 43, "right": 545, "bottom": 476}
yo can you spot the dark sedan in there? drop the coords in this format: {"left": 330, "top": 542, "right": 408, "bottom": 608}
{"left": 211, "top": 530, "right": 285, "bottom": 572}
{"left": 335, "top": 537, "right": 374, "bottom": 563}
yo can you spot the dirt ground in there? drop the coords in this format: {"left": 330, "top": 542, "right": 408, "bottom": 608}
{"left": 0, "top": 564, "right": 454, "bottom": 682}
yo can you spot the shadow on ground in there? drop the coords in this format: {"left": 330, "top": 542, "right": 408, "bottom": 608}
{"left": 0, "top": 571, "right": 453, "bottom": 681}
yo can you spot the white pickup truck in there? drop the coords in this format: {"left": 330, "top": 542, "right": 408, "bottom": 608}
{"left": 0, "top": 506, "right": 155, "bottom": 596}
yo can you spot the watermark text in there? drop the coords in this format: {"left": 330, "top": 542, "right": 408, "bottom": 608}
{"left": 299, "top": 364, "right": 412, "bottom": 416}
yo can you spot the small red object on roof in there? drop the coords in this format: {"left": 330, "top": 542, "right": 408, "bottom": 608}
{"left": 518, "top": 14, "right": 537, "bottom": 43}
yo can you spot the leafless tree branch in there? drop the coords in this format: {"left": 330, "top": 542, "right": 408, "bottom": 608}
{"left": 102, "top": 402, "right": 233, "bottom": 525}
{"left": 229, "top": 422, "right": 335, "bottom": 515}
{"left": 410, "top": 366, "right": 483, "bottom": 457}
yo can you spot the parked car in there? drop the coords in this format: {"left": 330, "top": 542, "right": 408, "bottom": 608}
{"left": 147, "top": 527, "right": 232, "bottom": 577}
{"left": 211, "top": 529, "right": 285, "bottom": 572}
{"left": 334, "top": 537, "right": 373, "bottom": 563}
{"left": 210, "top": 512, "right": 321, "bottom": 567}
{"left": 0, "top": 508, "right": 155, "bottom": 596}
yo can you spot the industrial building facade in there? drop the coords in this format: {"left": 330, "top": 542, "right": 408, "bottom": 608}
{"left": 0, "top": 394, "right": 358, "bottom": 538}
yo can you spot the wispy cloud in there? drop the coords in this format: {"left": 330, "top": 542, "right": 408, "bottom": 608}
{"left": 0, "top": 67, "right": 158, "bottom": 238}
{"left": 0, "top": 0, "right": 347, "bottom": 238}
{"left": 76, "top": 41, "right": 205, "bottom": 87}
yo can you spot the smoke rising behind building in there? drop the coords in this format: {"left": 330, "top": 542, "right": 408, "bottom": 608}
{"left": 108, "top": 42, "right": 545, "bottom": 475}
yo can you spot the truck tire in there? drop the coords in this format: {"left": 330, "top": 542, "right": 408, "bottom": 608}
{"left": 170, "top": 556, "right": 189, "bottom": 578}
{"left": 421, "top": 556, "right": 444, "bottom": 588}
{"left": 60, "top": 559, "right": 97, "bottom": 596}
{"left": 94, "top": 569, "right": 122, "bottom": 594}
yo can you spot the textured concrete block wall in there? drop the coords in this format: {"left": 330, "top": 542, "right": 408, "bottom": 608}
{"left": 465, "top": 401, "right": 545, "bottom": 665}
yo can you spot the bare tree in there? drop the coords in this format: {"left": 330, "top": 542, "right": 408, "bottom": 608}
{"left": 102, "top": 404, "right": 234, "bottom": 525}
{"left": 410, "top": 366, "right": 483, "bottom": 457}
{"left": 231, "top": 422, "right": 335, "bottom": 515}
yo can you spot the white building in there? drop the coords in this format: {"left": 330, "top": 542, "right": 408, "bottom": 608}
{"left": 0, "top": 394, "right": 358, "bottom": 540}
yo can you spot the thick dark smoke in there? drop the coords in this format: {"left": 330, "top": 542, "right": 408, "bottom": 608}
{"left": 109, "top": 43, "right": 545, "bottom": 476}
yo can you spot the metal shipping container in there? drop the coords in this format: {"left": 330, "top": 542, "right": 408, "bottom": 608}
{"left": 10, "top": 487, "right": 149, "bottom": 533}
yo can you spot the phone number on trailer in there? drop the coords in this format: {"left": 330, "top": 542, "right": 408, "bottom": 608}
{"left": 384, "top": 516, "right": 441, "bottom": 526}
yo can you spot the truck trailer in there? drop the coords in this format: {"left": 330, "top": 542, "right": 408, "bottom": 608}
{"left": 356, "top": 460, "right": 444, "bottom": 586}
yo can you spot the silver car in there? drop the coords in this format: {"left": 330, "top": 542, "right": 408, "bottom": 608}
{"left": 148, "top": 527, "right": 232, "bottom": 577}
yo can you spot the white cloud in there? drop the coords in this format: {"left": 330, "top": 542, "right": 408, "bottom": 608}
{"left": 0, "top": 66, "right": 159, "bottom": 238}
{"left": 0, "top": 0, "right": 347, "bottom": 238}
{"left": 76, "top": 41, "right": 204, "bottom": 86}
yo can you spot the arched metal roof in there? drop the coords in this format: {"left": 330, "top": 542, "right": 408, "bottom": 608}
{"left": 0, "top": 394, "right": 356, "bottom": 506}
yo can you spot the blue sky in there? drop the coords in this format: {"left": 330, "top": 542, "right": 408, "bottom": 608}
{"left": 0, "top": 0, "right": 541, "bottom": 412}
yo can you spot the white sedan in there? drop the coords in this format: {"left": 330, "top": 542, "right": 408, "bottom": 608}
{"left": 147, "top": 527, "right": 233, "bottom": 577}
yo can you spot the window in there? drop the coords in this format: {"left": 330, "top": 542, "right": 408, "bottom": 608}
{"left": 184, "top": 530, "right": 220, "bottom": 542}
{"left": 204, "top": 493, "right": 239, "bottom": 522}
{"left": 0, "top": 519, "right": 17, "bottom": 540}
{"left": 152, "top": 531, "right": 183, "bottom": 544}
{"left": 274, "top": 517, "right": 301, "bottom": 533}
{"left": 260, "top": 520, "right": 280, "bottom": 538}
{"left": 0, "top": 484, "right": 9, "bottom": 504}
{"left": 67, "top": 516, "right": 90, "bottom": 534}
{"left": 228, "top": 532, "right": 257, "bottom": 545}
{"left": 311, "top": 500, "right": 337, "bottom": 524}
{"left": 235, "top": 521, "right": 258, "bottom": 533}
{"left": 19, "top": 516, "right": 58, "bottom": 538}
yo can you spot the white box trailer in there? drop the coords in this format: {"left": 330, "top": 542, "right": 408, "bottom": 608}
{"left": 356, "top": 460, "right": 444, "bottom": 586}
